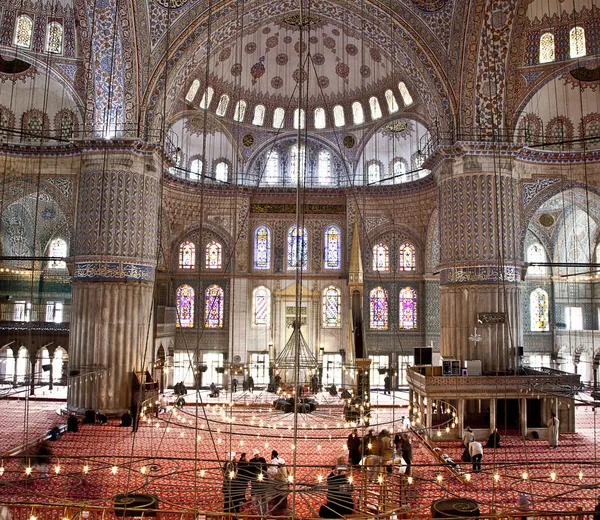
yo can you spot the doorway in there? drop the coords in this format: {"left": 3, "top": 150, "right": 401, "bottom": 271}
{"left": 496, "top": 398, "right": 520, "bottom": 433}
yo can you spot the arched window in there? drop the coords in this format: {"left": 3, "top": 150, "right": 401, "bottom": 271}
{"left": 399, "top": 242, "right": 416, "bottom": 271}
{"left": 369, "top": 96, "right": 382, "bottom": 120}
{"left": 352, "top": 102, "right": 364, "bottom": 125}
{"left": 527, "top": 243, "right": 546, "bottom": 276}
{"left": 287, "top": 225, "right": 308, "bottom": 270}
{"left": 373, "top": 243, "right": 389, "bottom": 272}
{"left": 215, "top": 161, "right": 228, "bottom": 182}
{"left": 530, "top": 288, "right": 549, "bottom": 331}
{"left": 290, "top": 144, "right": 306, "bottom": 185}
{"left": 265, "top": 150, "right": 279, "bottom": 184}
{"left": 215, "top": 94, "right": 230, "bottom": 117}
{"left": 204, "top": 285, "right": 224, "bottom": 328}
{"left": 318, "top": 150, "right": 332, "bottom": 185}
{"left": 369, "top": 287, "right": 388, "bottom": 330}
{"left": 199, "top": 87, "right": 214, "bottom": 109}
{"left": 233, "top": 100, "right": 247, "bottom": 122}
{"left": 539, "top": 33, "right": 555, "bottom": 63}
{"left": 273, "top": 107, "right": 285, "bottom": 129}
{"left": 48, "top": 238, "right": 67, "bottom": 268}
{"left": 323, "top": 286, "right": 341, "bottom": 327}
{"left": 186, "top": 80, "right": 200, "bottom": 102}
{"left": 333, "top": 105, "right": 345, "bottom": 127}
{"left": 254, "top": 226, "right": 271, "bottom": 270}
{"left": 324, "top": 225, "right": 341, "bottom": 269}
{"left": 385, "top": 90, "right": 399, "bottom": 114}
{"left": 393, "top": 160, "right": 406, "bottom": 183}
{"left": 570, "top": 26, "right": 586, "bottom": 58}
{"left": 179, "top": 241, "right": 196, "bottom": 269}
{"left": 399, "top": 287, "right": 417, "bottom": 329}
{"left": 205, "top": 241, "right": 222, "bottom": 269}
{"left": 190, "top": 158, "right": 203, "bottom": 180}
{"left": 253, "top": 286, "right": 270, "bottom": 325}
{"left": 398, "top": 82, "right": 414, "bottom": 106}
{"left": 367, "top": 163, "right": 381, "bottom": 184}
{"left": 253, "top": 105, "right": 266, "bottom": 126}
{"left": 293, "top": 108, "right": 305, "bottom": 130}
{"left": 14, "top": 15, "right": 33, "bottom": 48}
{"left": 314, "top": 107, "right": 326, "bottom": 129}
{"left": 46, "top": 22, "right": 63, "bottom": 54}
{"left": 176, "top": 285, "right": 194, "bottom": 328}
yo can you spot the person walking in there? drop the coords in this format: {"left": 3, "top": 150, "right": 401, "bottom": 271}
{"left": 548, "top": 411, "right": 559, "bottom": 448}
{"left": 247, "top": 375, "right": 254, "bottom": 393}
{"left": 347, "top": 428, "right": 362, "bottom": 466}
{"left": 383, "top": 375, "right": 391, "bottom": 395}
{"left": 469, "top": 440, "right": 483, "bottom": 472}
{"left": 232, "top": 378, "right": 238, "bottom": 393}
{"left": 399, "top": 433, "right": 413, "bottom": 476}
{"left": 380, "top": 429, "right": 394, "bottom": 473}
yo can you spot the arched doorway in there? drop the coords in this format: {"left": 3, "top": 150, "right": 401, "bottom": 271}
{"left": 0, "top": 347, "right": 15, "bottom": 386}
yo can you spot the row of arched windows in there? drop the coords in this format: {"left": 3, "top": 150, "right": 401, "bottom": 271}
{"left": 14, "top": 15, "right": 64, "bottom": 54}
{"left": 176, "top": 284, "right": 225, "bottom": 328}
{"left": 539, "top": 26, "right": 587, "bottom": 64}
{"left": 185, "top": 82, "right": 414, "bottom": 129}
{"left": 178, "top": 241, "right": 223, "bottom": 270}
{"left": 372, "top": 242, "right": 416, "bottom": 272}
{"left": 369, "top": 286, "right": 418, "bottom": 330}
{"left": 262, "top": 146, "right": 332, "bottom": 185}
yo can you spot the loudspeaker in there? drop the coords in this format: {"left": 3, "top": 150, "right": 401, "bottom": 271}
{"left": 42, "top": 364, "right": 51, "bottom": 372}
{"left": 113, "top": 494, "right": 158, "bottom": 517}
{"left": 414, "top": 347, "right": 432, "bottom": 366}
{"left": 517, "top": 346, "right": 524, "bottom": 357}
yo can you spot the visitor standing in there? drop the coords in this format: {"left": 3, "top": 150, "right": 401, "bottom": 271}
{"left": 548, "top": 411, "right": 559, "bottom": 448}
{"left": 462, "top": 426, "right": 474, "bottom": 447}
{"left": 347, "top": 428, "right": 361, "bottom": 466}
{"left": 469, "top": 440, "right": 483, "bottom": 472}
{"left": 399, "top": 433, "right": 413, "bottom": 476}
{"left": 249, "top": 449, "right": 267, "bottom": 514}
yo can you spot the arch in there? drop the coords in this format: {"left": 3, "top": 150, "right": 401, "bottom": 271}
{"left": 199, "top": 87, "right": 214, "bottom": 109}
{"left": 399, "top": 286, "right": 417, "bottom": 329}
{"left": 352, "top": 102, "right": 364, "bottom": 125}
{"left": 48, "top": 238, "right": 67, "bottom": 268}
{"left": 252, "top": 286, "right": 270, "bottom": 326}
{"left": 569, "top": 26, "right": 586, "bottom": 58}
{"left": 189, "top": 158, "right": 203, "bottom": 180}
{"left": 322, "top": 286, "right": 341, "bottom": 327}
{"left": 179, "top": 241, "right": 196, "bottom": 269}
{"left": 176, "top": 285, "right": 195, "bottom": 328}
{"left": 293, "top": 108, "right": 306, "bottom": 130}
{"left": 214, "top": 161, "right": 229, "bottom": 183}
{"left": 204, "top": 284, "right": 224, "bottom": 328}
{"left": 186, "top": 79, "right": 200, "bottom": 102}
{"left": 254, "top": 226, "right": 271, "bottom": 270}
{"left": 530, "top": 288, "right": 549, "bottom": 332}
{"left": 233, "top": 100, "right": 247, "bottom": 122}
{"left": 369, "top": 287, "right": 388, "bottom": 330}
{"left": 385, "top": 90, "right": 399, "bottom": 114}
{"left": 16, "top": 346, "right": 29, "bottom": 384}
{"left": 367, "top": 162, "right": 382, "bottom": 184}
{"left": 539, "top": 32, "right": 555, "bottom": 63}
{"left": 324, "top": 225, "right": 341, "bottom": 270}
{"left": 0, "top": 346, "right": 15, "bottom": 384}
{"left": 372, "top": 243, "right": 390, "bottom": 272}
{"left": 333, "top": 105, "right": 345, "bottom": 127}
{"left": 205, "top": 240, "right": 222, "bottom": 269}
{"left": 273, "top": 107, "right": 285, "bottom": 129}
{"left": 215, "top": 94, "right": 230, "bottom": 117}
{"left": 318, "top": 150, "right": 332, "bottom": 185}
{"left": 398, "top": 82, "right": 414, "bottom": 106}
{"left": 314, "top": 107, "right": 326, "bottom": 129}
{"left": 526, "top": 243, "right": 547, "bottom": 276}
{"left": 252, "top": 105, "right": 266, "bottom": 126}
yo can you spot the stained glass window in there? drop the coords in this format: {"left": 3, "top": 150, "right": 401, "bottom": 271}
{"left": 287, "top": 225, "right": 308, "bottom": 270}
{"left": 370, "top": 287, "right": 388, "bottom": 330}
{"left": 215, "top": 161, "right": 228, "bottom": 182}
{"left": 186, "top": 80, "right": 200, "bottom": 102}
{"left": 265, "top": 151, "right": 279, "bottom": 184}
{"left": 393, "top": 160, "right": 406, "bottom": 184}
{"left": 314, "top": 107, "right": 326, "bottom": 129}
{"left": 176, "top": 285, "right": 194, "bottom": 328}
{"left": 204, "top": 284, "right": 224, "bottom": 328}
{"left": 205, "top": 241, "right": 222, "bottom": 269}
{"left": 318, "top": 150, "right": 331, "bottom": 185}
{"left": 46, "top": 22, "right": 63, "bottom": 54}
{"left": 48, "top": 238, "right": 67, "bottom": 268}
{"left": 216, "top": 94, "right": 229, "bottom": 117}
{"left": 373, "top": 243, "right": 389, "bottom": 272}
{"left": 293, "top": 108, "right": 305, "bottom": 130}
{"left": 190, "top": 158, "right": 203, "bottom": 180}
{"left": 199, "top": 87, "right": 214, "bottom": 109}
{"left": 290, "top": 145, "right": 306, "bottom": 185}
{"left": 254, "top": 226, "right": 271, "bottom": 270}
{"left": 527, "top": 243, "right": 546, "bottom": 276}
{"left": 539, "top": 33, "right": 555, "bottom": 63}
{"left": 179, "top": 241, "right": 196, "bottom": 269}
{"left": 333, "top": 105, "right": 345, "bottom": 127}
{"left": 385, "top": 90, "right": 399, "bottom": 114}
{"left": 352, "top": 102, "right": 364, "bottom": 125}
{"left": 367, "top": 163, "right": 381, "bottom": 184}
{"left": 369, "top": 96, "right": 382, "bottom": 120}
{"left": 530, "top": 288, "right": 549, "bottom": 331}
{"left": 233, "top": 100, "right": 247, "bottom": 122}
{"left": 253, "top": 105, "right": 265, "bottom": 126}
{"left": 273, "top": 108, "right": 285, "bottom": 129}
{"left": 399, "top": 287, "right": 417, "bottom": 329}
{"left": 570, "top": 26, "right": 586, "bottom": 58}
{"left": 15, "top": 15, "right": 33, "bottom": 48}
{"left": 253, "top": 286, "right": 270, "bottom": 325}
{"left": 399, "top": 242, "right": 416, "bottom": 271}
{"left": 398, "top": 82, "right": 414, "bottom": 106}
{"left": 324, "top": 225, "right": 341, "bottom": 269}
{"left": 323, "top": 286, "right": 341, "bottom": 327}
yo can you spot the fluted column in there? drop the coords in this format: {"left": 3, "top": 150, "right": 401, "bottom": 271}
{"left": 68, "top": 141, "right": 160, "bottom": 413}
{"left": 437, "top": 153, "right": 523, "bottom": 374}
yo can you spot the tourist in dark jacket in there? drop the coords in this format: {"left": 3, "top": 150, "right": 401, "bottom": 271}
{"left": 347, "top": 428, "right": 362, "bottom": 465}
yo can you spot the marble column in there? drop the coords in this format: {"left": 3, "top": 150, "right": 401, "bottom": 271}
{"left": 437, "top": 154, "right": 523, "bottom": 374}
{"left": 68, "top": 142, "right": 160, "bottom": 414}
{"left": 489, "top": 398, "right": 496, "bottom": 433}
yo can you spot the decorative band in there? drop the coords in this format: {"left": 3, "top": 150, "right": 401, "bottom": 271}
{"left": 440, "top": 266, "right": 521, "bottom": 285}
{"left": 74, "top": 261, "right": 155, "bottom": 282}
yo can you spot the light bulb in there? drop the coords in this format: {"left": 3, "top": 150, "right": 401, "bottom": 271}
{"left": 465, "top": 473, "right": 471, "bottom": 482}
{"left": 377, "top": 475, "right": 383, "bottom": 484}
{"left": 288, "top": 475, "right": 293, "bottom": 483}
{"left": 25, "top": 467, "right": 32, "bottom": 476}
{"left": 579, "top": 471, "right": 584, "bottom": 480}
{"left": 83, "top": 465, "right": 89, "bottom": 474}
{"left": 436, "top": 474, "right": 443, "bottom": 483}
{"left": 317, "top": 475, "right": 323, "bottom": 482}
{"left": 140, "top": 466, "right": 147, "bottom": 474}
{"left": 0, "top": 467, "right": 4, "bottom": 476}
{"left": 522, "top": 471, "right": 528, "bottom": 480}
{"left": 347, "top": 476, "right": 353, "bottom": 484}
{"left": 258, "top": 473, "right": 264, "bottom": 481}
{"left": 54, "top": 465, "right": 61, "bottom": 474}
{"left": 437, "top": 431, "right": 441, "bottom": 437}
{"left": 407, "top": 476, "right": 413, "bottom": 484}
{"left": 550, "top": 471, "right": 556, "bottom": 481}
{"left": 494, "top": 473, "right": 500, "bottom": 482}
{"left": 200, "top": 469, "right": 206, "bottom": 477}
{"left": 112, "top": 466, "right": 118, "bottom": 475}
{"left": 229, "top": 471, "right": 235, "bottom": 479}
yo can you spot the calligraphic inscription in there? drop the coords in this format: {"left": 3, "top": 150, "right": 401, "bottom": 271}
{"left": 74, "top": 262, "right": 155, "bottom": 282}
{"left": 440, "top": 266, "right": 520, "bottom": 285}
{"left": 251, "top": 203, "right": 345, "bottom": 215}
{"left": 477, "top": 313, "right": 507, "bottom": 324}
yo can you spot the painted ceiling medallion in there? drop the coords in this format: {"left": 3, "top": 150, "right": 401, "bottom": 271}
{"left": 539, "top": 214, "right": 555, "bottom": 228}
{"left": 282, "top": 13, "right": 321, "bottom": 28}
{"left": 242, "top": 134, "right": 254, "bottom": 147}
{"left": 570, "top": 66, "right": 600, "bottom": 83}
{"left": 410, "top": 0, "right": 446, "bottom": 12}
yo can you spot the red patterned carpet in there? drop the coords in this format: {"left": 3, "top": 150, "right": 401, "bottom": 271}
{"left": 0, "top": 394, "right": 599, "bottom": 518}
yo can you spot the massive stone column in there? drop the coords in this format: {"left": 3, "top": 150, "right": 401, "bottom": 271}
{"left": 68, "top": 142, "right": 160, "bottom": 413}
{"left": 437, "top": 152, "right": 523, "bottom": 374}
